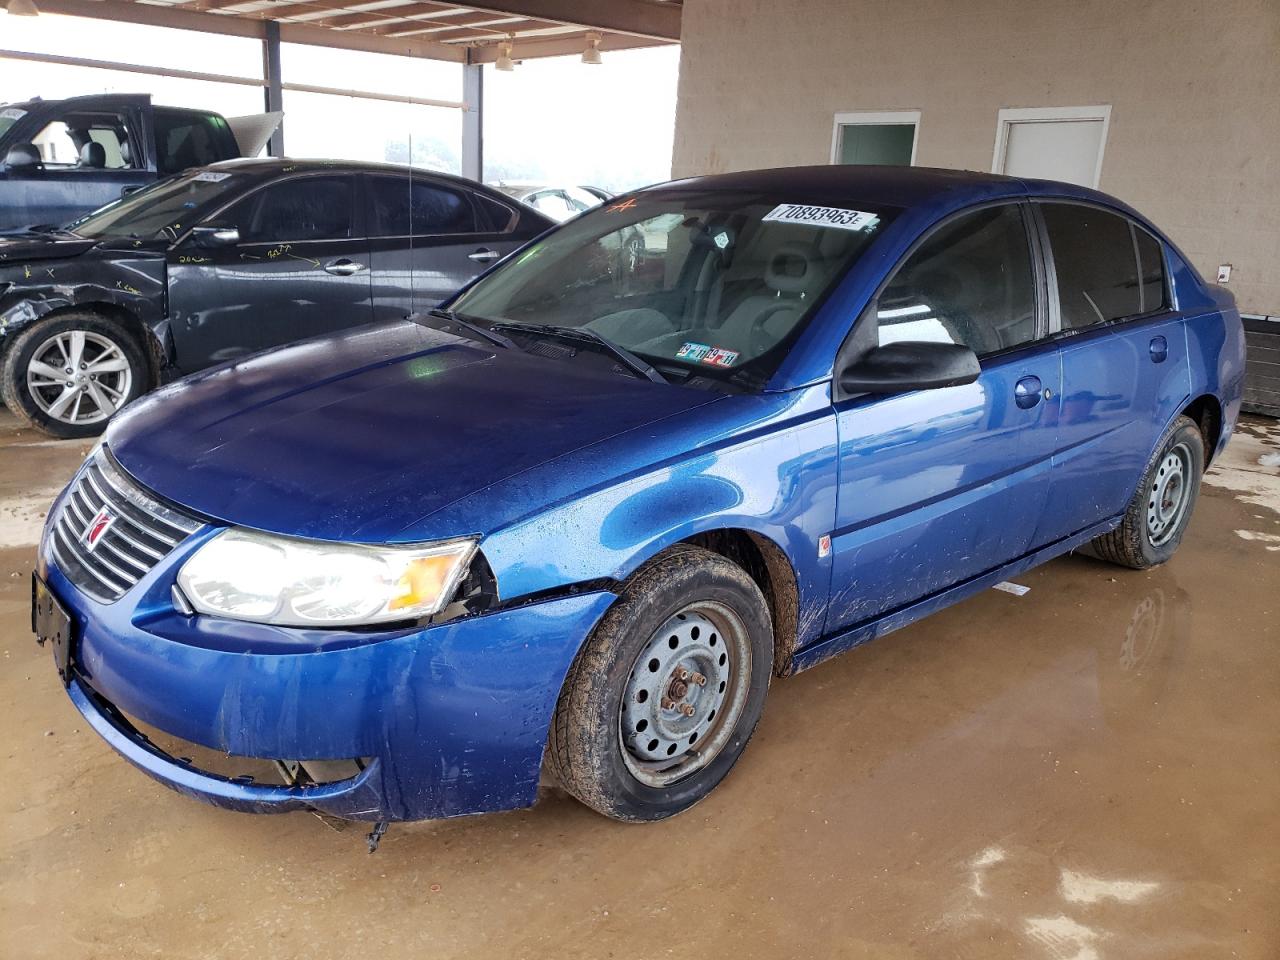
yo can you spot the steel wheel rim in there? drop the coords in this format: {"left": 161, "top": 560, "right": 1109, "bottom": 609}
{"left": 619, "top": 601, "right": 751, "bottom": 788}
{"left": 1146, "top": 441, "right": 1192, "bottom": 547}
{"left": 26, "top": 330, "right": 132, "bottom": 426}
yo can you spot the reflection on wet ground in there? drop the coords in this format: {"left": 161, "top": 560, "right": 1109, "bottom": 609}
{"left": 1, "top": 412, "right": 1277, "bottom": 959}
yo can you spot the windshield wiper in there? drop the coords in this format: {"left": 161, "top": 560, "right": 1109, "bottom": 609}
{"left": 25, "top": 224, "right": 82, "bottom": 238}
{"left": 491, "top": 321, "right": 668, "bottom": 384}
{"left": 415, "top": 308, "right": 519, "bottom": 350}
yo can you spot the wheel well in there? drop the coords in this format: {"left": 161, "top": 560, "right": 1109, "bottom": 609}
{"left": 1180, "top": 394, "right": 1223, "bottom": 464}
{"left": 43, "top": 302, "right": 161, "bottom": 386}
{"left": 681, "top": 530, "right": 800, "bottom": 677}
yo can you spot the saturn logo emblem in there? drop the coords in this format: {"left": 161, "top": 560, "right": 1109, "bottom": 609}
{"left": 82, "top": 507, "right": 116, "bottom": 551}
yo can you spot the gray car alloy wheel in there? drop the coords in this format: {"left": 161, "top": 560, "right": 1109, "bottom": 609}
{"left": 1146, "top": 440, "right": 1193, "bottom": 547}
{"left": 26, "top": 330, "right": 133, "bottom": 427}
{"left": 619, "top": 600, "right": 752, "bottom": 788}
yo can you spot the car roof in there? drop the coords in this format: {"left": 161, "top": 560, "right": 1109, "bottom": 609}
{"left": 201, "top": 157, "right": 499, "bottom": 193}
{"left": 2, "top": 93, "right": 153, "bottom": 113}
{"left": 643, "top": 164, "right": 1116, "bottom": 210}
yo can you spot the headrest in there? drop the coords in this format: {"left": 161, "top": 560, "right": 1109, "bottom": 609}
{"left": 766, "top": 242, "right": 818, "bottom": 295}
{"left": 79, "top": 141, "right": 106, "bottom": 168}
{"left": 5, "top": 143, "right": 40, "bottom": 166}
{"left": 119, "top": 139, "right": 132, "bottom": 165}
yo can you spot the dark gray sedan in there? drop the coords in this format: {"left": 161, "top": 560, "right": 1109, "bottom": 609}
{"left": 0, "top": 158, "right": 551, "bottom": 437}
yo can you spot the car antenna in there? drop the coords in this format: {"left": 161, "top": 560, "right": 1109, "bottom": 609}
{"left": 408, "top": 132, "right": 415, "bottom": 315}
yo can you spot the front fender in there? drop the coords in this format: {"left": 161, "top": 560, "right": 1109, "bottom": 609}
{"left": 471, "top": 383, "right": 839, "bottom": 649}
{"left": 0, "top": 258, "right": 169, "bottom": 368}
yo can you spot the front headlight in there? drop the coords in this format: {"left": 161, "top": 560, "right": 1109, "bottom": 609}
{"left": 177, "top": 529, "right": 477, "bottom": 627}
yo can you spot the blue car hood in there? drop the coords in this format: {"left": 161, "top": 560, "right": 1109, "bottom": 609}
{"left": 108, "top": 321, "right": 718, "bottom": 542}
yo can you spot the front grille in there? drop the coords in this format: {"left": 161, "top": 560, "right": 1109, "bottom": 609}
{"left": 49, "top": 451, "right": 202, "bottom": 603}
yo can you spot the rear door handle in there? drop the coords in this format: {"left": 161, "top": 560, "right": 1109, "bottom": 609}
{"left": 323, "top": 259, "right": 365, "bottom": 276}
{"left": 1014, "top": 375, "right": 1043, "bottom": 409}
{"left": 468, "top": 248, "right": 501, "bottom": 263}
{"left": 1150, "top": 335, "right": 1168, "bottom": 363}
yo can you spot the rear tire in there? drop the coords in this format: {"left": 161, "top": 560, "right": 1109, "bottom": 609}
{"left": 548, "top": 545, "right": 773, "bottom": 822}
{"left": 1082, "top": 415, "right": 1204, "bottom": 569}
{"left": 0, "top": 311, "right": 147, "bottom": 439}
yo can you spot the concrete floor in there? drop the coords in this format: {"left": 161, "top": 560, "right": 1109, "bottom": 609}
{"left": 1, "top": 408, "right": 1277, "bottom": 960}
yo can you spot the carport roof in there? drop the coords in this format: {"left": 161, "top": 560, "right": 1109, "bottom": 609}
{"left": 34, "top": 0, "right": 681, "bottom": 63}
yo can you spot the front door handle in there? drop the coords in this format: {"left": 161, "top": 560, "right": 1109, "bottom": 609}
{"left": 323, "top": 259, "right": 366, "bottom": 276}
{"left": 1150, "top": 335, "right": 1168, "bottom": 363}
{"left": 468, "top": 248, "right": 501, "bottom": 263}
{"left": 1014, "top": 375, "right": 1043, "bottom": 409}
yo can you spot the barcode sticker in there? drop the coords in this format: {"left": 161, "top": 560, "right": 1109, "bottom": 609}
{"left": 763, "top": 203, "right": 880, "bottom": 232}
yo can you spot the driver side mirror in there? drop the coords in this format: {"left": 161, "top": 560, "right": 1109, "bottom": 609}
{"left": 838, "top": 341, "right": 980, "bottom": 396}
{"left": 189, "top": 225, "right": 240, "bottom": 249}
{"left": 4, "top": 143, "right": 41, "bottom": 170}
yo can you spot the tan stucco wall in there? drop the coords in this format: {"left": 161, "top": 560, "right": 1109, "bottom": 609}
{"left": 672, "top": 0, "right": 1280, "bottom": 314}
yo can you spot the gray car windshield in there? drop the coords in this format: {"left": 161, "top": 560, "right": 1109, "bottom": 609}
{"left": 67, "top": 170, "right": 242, "bottom": 240}
{"left": 449, "top": 191, "right": 891, "bottom": 389}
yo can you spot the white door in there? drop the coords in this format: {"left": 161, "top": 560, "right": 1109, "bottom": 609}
{"left": 993, "top": 106, "right": 1111, "bottom": 188}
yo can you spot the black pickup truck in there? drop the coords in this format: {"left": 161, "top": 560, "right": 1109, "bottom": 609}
{"left": 0, "top": 94, "right": 273, "bottom": 231}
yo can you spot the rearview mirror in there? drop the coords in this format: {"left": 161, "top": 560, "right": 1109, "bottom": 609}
{"left": 838, "top": 341, "right": 980, "bottom": 396}
{"left": 4, "top": 143, "right": 41, "bottom": 170}
{"left": 189, "top": 225, "right": 240, "bottom": 248}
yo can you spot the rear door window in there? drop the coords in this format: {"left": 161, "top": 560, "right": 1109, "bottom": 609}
{"left": 877, "top": 203, "right": 1038, "bottom": 356}
{"left": 367, "top": 176, "right": 477, "bottom": 236}
{"left": 1041, "top": 203, "right": 1143, "bottom": 330}
{"left": 154, "top": 110, "right": 235, "bottom": 175}
{"left": 221, "top": 176, "right": 354, "bottom": 242}
{"left": 474, "top": 193, "right": 517, "bottom": 232}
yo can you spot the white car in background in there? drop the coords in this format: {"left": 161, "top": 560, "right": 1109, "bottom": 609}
{"left": 491, "top": 182, "right": 612, "bottom": 222}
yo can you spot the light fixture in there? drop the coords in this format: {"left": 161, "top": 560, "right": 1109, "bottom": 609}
{"left": 4, "top": 0, "right": 40, "bottom": 16}
{"left": 495, "top": 35, "right": 515, "bottom": 71}
{"left": 581, "top": 31, "right": 602, "bottom": 65}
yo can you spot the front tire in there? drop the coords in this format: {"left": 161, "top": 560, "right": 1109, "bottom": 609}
{"left": 0, "top": 311, "right": 147, "bottom": 439}
{"left": 548, "top": 545, "right": 774, "bottom": 822}
{"left": 1082, "top": 415, "right": 1205, "bottom": 569}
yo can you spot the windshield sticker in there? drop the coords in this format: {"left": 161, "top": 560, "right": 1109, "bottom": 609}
{"left": 192, "top": 171, "right": 232, "bottom": 183}
{"left": 677, "top": 342, "right": 739, "bottom": 367}
{"left": 676, "top": 341, "right": 711, "bottom": 361}
{"left": 763, "top": 203, "right": 879, "bottom": 232}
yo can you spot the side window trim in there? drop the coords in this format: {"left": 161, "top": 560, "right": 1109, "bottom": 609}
{"left": 835, "top": 198, "right": 1048, "bottom": 383}
{"left": 1032, "top": 198, "right": 1174, "bottom": 340}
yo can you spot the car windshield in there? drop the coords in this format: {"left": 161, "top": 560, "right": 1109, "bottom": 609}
{"left": 66, "top": 169, "right": 243, "bottom": 240}
{"left": 449, "top": 190, "right": 892, "bottom": 389}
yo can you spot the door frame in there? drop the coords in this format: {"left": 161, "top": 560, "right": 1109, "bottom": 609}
{"left": 991, "top": 105, "right": 1112, "bottom": 188}
{"left": 829, "top": 110, "right": 921, "bottom": 165}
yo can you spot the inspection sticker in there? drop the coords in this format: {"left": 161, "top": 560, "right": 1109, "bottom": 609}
{"left": 676, "top": 341, "right": 711, "bottom": 361}
{"left": 763, "top": 203, "right": 879, "bottom": 233}
{"left": 192, "top": 171, "right": 232, "bottom": 183}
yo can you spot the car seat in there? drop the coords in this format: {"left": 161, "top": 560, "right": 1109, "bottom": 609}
{"left": 78, "top": 141, "right": 107, "bottom": 169}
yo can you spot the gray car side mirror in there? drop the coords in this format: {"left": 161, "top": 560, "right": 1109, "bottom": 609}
{"left": 190, "top": 226, "right": 240, "bottom": 248}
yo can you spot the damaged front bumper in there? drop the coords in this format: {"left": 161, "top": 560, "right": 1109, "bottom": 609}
{"left": 45, "top": 558, "right": 615, "bottom": 822}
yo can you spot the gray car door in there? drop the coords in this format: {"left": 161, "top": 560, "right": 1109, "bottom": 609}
{"left": 166, "top": 173, "right": 371, "bottom": 370}
{"left": 364, "top": 173, "right": 524, "bottom": 319}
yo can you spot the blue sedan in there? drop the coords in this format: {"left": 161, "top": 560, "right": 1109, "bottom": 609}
{"left": 33, "top": 166, "right": 1245, "bottom": 825}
